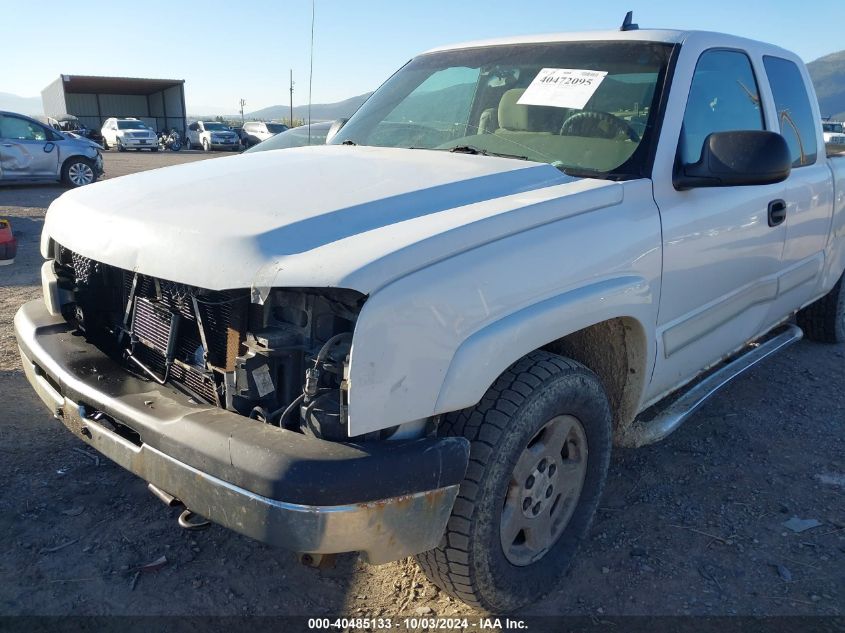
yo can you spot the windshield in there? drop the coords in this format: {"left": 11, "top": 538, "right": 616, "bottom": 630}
{"left": 823, "top": 122, "right": 843, "bottom": 134}
{"left": 266, "top": 123, "right": 289, "bottom": 133}
{"left": 117, "top": 120, "right": 148, "bottom": 130}
{"left": 245, "top": 123, "right": 330, "bottom": 153}
{"left": 204, "top": 122, "right": 229, "bottom": 131}
{"left": 332, "top": 41, "right": 673, "bottom": 176}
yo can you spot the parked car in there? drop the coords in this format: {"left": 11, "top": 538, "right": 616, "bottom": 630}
{"left": 0, "top": 111, "right": 103, "bottom": 187}
{"left": 0, "top": 219, "right": 16, "bottom": 265}
{"left": 52, "top": 115, "right": 104, "bottom": 147}
{"left": 244, "top": 121, "right": 332, "bottom": 152}
{"left": 15, "top": 26, "right": 845, "bottom": 612}
{"left": 100, "top": 118, "right": 158, "bottom": 152}
{"left": 822, "top": 121, "right": 845, "bottom": 145}
{"left": 241, "top": 121, "right": 288, "bottom": 147}
{"left": 185, "top": 121, "right": 240, "bottom": 151}
{"left": 229, "top": 124, "right": 246, "bottom": 147}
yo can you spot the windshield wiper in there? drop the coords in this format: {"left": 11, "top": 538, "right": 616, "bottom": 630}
{"left": 446, "top": 145, "right": 528, "bottom": 161}
{"left": 341, "top": 139, "right": 357, "bottom": 146}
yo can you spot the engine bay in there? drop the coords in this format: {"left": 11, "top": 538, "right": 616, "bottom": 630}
{"left": 54, "top": 244, "right": 366, "bottom": 440}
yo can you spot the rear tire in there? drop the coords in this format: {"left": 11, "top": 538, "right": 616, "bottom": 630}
{"left": 185, "top": 137, "right": 192, "bottom": 150}
{"left": 202, "top": 138, "right": 210, "bottom": 152}
{"left": 796, "top": 274, "right": 845, "bottom": 343}
{"left": 416, "top": 350, "right": 612, "bottom": 612}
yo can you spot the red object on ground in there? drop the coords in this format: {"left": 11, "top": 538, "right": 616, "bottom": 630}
{"left": 0, "top": 219, "right": 17, "bottom": 264}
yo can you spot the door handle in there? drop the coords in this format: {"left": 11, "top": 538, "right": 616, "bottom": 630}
{"left": 768, "top": 199, "right": 787, "bottom": 227}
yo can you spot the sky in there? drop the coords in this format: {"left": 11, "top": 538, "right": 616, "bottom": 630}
{"left": 2, "top": 0, "right": 843, "bottom": 114}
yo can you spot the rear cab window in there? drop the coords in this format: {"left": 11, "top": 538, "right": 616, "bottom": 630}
{"left": 763, "top": 55, "right": 818, "bottom": 166}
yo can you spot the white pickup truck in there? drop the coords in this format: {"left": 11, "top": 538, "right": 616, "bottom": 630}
{"left": 15, "top": 25, "right": 845, "bottom": 611}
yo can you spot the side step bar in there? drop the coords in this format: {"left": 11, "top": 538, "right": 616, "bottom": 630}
{"left": 623, "top": 324, "right": 803, "bottom": 447}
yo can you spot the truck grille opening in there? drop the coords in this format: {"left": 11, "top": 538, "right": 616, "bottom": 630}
{"left": 58, "top": 245, "right": 248, "bottom": 405}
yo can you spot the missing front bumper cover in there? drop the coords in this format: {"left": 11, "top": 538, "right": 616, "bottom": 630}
{"left": 14, "top": 299, "right": 468, "bottom": 564}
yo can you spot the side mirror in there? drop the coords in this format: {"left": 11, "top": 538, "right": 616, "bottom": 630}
{"left": 326, "top": 118, "right": 348, "bottom": 144}
{"left": 674, "top": 130, "right": 791, "bottom": 190}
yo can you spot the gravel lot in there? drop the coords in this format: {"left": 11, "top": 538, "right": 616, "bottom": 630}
{"left": 0, "top": 150, "right": 842, "bottom": 620}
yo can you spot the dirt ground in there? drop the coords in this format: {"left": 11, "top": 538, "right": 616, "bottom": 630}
{"left": 0, "top": 150, "right": 842, "bottom": 620}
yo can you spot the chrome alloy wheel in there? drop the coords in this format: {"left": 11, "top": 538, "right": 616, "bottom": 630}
{"left": 500, "top": 414, "right": 588, "bottom": 566}
{"left": 67, "top": 161, "right": 95, "bottom": 186}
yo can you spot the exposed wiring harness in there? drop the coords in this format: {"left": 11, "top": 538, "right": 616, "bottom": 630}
{"left": 269, "top": 332, "right": 353, "bottom": 428}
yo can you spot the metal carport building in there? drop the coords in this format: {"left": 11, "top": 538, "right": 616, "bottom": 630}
{"left": 41, "top": 75, "right": 187, "bottom": 134}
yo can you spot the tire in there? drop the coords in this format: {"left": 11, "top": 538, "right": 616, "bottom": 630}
{"left": 116, "top": 139, "right": 125, "bottom": 152}
{"left": 202, "top": 138, "right": 210, "bottom": 152}
{"left": 416, "top": 351, "right": 612, "bottom": 612}
{"left": 151, "top": 146, "right": 159, "bottom": 152}
{"left": 185, "top": 137, "right": 192, "bottom": 150}
{"left": 101, "top": 137, "right": 109, "bottom": 150}
{"left": 796, "top": 274, "right": 845, "bottom": 343}
{"left": 61, "top": 157, "right": 97, "bottom": 188}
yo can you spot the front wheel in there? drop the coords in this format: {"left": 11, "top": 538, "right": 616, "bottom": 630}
{"left": 416, "top": 351, "right": 612, "bottom": 612}
{"left": 61, "top": 157, "right": 97, "bottom": 188}
{"left": 116, "top": 139, "right": 125, "bottom": 152}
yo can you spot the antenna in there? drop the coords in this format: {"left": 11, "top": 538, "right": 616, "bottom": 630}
{"left": 620, "top": 11, "right": 639, "bottom": 31}
{"left": 289, "top": 69, "right": 295, "bottom": 127}
{"left": 239, "top": 98, "right": 246, "bottom": 124}
{"left": 308, "top": 0, "right": 315, "bottom": 145}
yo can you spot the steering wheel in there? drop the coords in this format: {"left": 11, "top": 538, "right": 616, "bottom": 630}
{"left": 560, "top": 111, "right": 640, "bottom": 142}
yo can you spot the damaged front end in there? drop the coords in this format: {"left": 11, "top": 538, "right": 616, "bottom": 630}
{"left": 16, "top": 243, "right": 470, "bottom": 563}
{"left": 51, "top": 244, "right": 366, "bottom": 441}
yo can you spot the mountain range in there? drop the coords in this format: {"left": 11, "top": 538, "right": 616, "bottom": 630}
{"left": 0, "top": 92, "right": 42, "bottom": 115}
{"left": 807, "top": 51, "right": 845, "bottom": 120}
{"left": 244, "top": 92, "right": 373, "bottom": 121}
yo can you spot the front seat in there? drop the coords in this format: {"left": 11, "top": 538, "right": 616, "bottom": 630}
{"left": 495, "top": 89, "right": 565, "bottom": 140}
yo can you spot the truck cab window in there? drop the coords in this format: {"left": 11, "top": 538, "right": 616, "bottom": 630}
{"left": 763, "top": 55, "right": 818, "bottom": 167}
{"left": 679, "top": 50, "right": 763, "bottom": 165}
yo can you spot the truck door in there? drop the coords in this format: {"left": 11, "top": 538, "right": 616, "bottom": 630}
{"left": 0, "top": 114, "right": 60, "bottom": 179}
{"left": 762, "top": 55, "right": 834, "bottom": 316}
{"left": 648, "top": 49, "right": 787, "bottom": 401}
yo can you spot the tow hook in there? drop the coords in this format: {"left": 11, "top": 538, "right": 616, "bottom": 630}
{"left": 147, "top": 483, "right": 211, "bottom": 530}
{"left": 177, "top": 509, "right": 211, "bottom": 530}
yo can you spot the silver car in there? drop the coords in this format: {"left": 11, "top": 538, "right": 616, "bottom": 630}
{"left": 0, "top": 111, "right": 103, "bottom": 187}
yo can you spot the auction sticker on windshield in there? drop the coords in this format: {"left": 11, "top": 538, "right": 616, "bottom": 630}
{"left": 518, "top": 68, "right": 607, "bottom": 109}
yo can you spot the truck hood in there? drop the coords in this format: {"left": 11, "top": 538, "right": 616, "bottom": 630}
{"left": 43, "top": 145, "right": 622, "bottom": 294}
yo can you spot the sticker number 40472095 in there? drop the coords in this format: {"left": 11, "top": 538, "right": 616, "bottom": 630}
{"left": 517, "top": 68, "right": 608, "bottom": 110}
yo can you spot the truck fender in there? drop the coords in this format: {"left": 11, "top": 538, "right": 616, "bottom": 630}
{"left": 433, "top": 275, "right": 655, "bottom": 415}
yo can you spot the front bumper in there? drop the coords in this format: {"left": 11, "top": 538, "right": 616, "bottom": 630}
{"left": 14, "top": 300, "right": 468, "bottom": 563}
{"left": 119, "top": 137, "right": 157, "bottom": 148}
{"left": 209, "top": 139, "right": 239, "bottom": 148}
